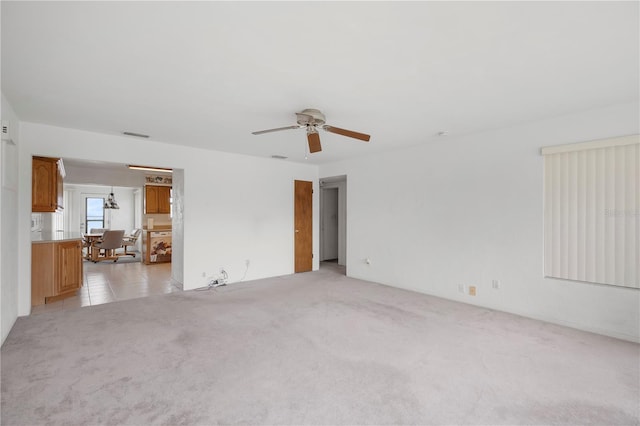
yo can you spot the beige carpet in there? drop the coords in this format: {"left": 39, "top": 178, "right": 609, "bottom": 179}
{"left": 2, "top": 263, "right": 638, "bottom": 425}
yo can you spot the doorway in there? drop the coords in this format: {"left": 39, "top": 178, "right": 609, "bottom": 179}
{"left": 320, "top": 175, "right": 346, "bottom": 268}
{"left": 29, "top": 157, "right": 185, "bottom": 312}
{"left": 322, "top": 188, "right": 339, "bottom": 260}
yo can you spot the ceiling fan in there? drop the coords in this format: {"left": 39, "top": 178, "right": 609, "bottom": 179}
{"left": 251, "top": 109, "right": 371, "bottom": 154}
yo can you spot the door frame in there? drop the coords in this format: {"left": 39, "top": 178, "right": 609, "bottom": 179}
{"left": 319, "top": 175, "right": 347, "bottom": 266}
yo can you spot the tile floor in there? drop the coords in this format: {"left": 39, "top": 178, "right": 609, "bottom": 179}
{"left": 32, "top": 259, "right": 343, "bottom": 315}
{"left": 31, "top": 258, "right": 178, "bottom": 314}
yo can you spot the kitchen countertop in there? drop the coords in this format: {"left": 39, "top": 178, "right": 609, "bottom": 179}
{"left": 32, "top": 231, "right": 83, "bottom": 243}
{"left": 143, "top": 226, "right": 172, "bottom": 231}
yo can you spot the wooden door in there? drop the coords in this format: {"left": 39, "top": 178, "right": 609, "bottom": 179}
{"left": 294, "top": 180, "right": 313, "bottom": 272}
{"left": 55, "top": 240, "right": 83, "bottom": 294}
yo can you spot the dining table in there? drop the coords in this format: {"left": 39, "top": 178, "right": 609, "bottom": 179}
{"left": 83, "top": 233, "right": 104, "bottom": 260}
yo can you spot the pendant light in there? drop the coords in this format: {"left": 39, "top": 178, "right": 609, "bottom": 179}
{"left": 104, "top": 187, "right": 120, "bottom": 209}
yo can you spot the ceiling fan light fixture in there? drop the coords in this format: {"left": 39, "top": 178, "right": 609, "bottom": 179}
{"left": 296, "top": 109, "right": 325, "bottom": 126}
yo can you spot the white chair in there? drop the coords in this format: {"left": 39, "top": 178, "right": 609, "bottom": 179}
{"left": 92, "top": 230, "right": 125, "bottom": 262}
{"left": 121, "top": 228, "right": 142, "bottom": 257}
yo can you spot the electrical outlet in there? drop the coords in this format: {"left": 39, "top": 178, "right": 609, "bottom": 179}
{"left": 202, "top": 272, "right": 206, "bottom": 278}
{"left": 469, "top": 286, "right": 476, "bottom": 296}
{"left": 218, "top": 268, "right": 228, "bottom": 284}
{"left": 458, "top": 284, "right": 465, "bottom": 293}
{"left": 492, "top": 280, "right": 500, "bottom": 289}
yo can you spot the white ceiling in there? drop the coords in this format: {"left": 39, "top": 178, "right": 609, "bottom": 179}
{"left": 2, "top": 1, "right": 638, "bottom": 164}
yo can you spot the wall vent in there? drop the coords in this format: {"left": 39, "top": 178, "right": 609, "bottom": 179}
{"left": 123, "top": 131, "right": 150, "bottom": 138}
{"left": 1, "top": 121, "right": 9, "bottom": 141}
{"left": 271, "top": 155, "right": 288, "bottom": 159}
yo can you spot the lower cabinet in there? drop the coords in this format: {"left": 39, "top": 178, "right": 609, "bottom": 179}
{"left": 32, "top": 239, "right": 83, "bottom": 306}
{"left": 141, "top": 230, "right": 172, "bottom": 264}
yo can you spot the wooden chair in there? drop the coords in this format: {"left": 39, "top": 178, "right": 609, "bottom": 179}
{"left": 121, "top": 228, "right": 142, "bottom": 257}
{"left": 91, "top": 230, "right": 125, "bottom": 262}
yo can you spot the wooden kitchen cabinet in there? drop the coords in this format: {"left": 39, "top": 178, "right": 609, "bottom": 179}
{"left": 32, "top": 239, "right": 83, "bottom": 306}
{"left": 157, "top": 186, "right": 171, "bottom": 213}
{"left": 145, "top": 185, "right": 171, "bottom": 214}
{"left": 32, "top": 156, "right": 64, "bottom": 212}
{"left": 56, "top": 240, "right": 83, "bottom": 295}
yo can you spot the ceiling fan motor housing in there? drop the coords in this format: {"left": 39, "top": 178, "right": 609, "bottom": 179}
{"left": 296, "top": 108, "right": 326, "bottom": 126}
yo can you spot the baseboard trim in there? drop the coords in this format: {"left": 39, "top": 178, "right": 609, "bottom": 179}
{"left": 348, "top": 273, "right": 640, "bottom": 344}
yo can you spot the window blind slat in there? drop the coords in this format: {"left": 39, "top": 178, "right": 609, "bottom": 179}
{"left": 585, "top": 149, "right": 597, "bottom": 280}
{"left": 577, "top": 150, "right": 587, "bottom": 282}
{"left": 569, "top": 152, "right": 578, "bottom": 279}
{"left": 544, "top": 158, "right": 554, "bottom": 277}
{"left": 605, "top": 147, "right": 616, "bottom": 285}
{"left": 595, "top": 150, "right": 606, "bottom": 284}
{"left": 614, "top": 146, "right": 626, "bottom": 285}
{"left": 552, "top": 154, "right": 562, "bottom": 278}
{"left": 561, "top": 152, "right": 570, "bottom": 279}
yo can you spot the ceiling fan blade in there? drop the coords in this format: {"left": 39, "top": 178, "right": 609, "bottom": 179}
{"left": 307, "top": 132, "right": 322, "bottom": 153}
{"left": 323, "top": 125, "right": 370, "bottom": 142}
{"left": 252, "top": 125, "right": 301, "bottom": 135}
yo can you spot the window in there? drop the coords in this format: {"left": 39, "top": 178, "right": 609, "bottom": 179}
{"left": 542, "top": 135, "right": 639, "bottom": 288}
{"left": 86, "top": 197, "right": 105, "bottom": 232}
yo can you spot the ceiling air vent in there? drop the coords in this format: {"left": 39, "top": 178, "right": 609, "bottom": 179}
{"left": 123, "top": 131, "right": 150, "bottom": 138}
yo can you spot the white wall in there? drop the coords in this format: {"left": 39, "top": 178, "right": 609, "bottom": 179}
{"left": 17, "top": 122, "right": 319, "bottom": 318}
{"left": 1, "top": 94, "right": 20, "bottom": 345}
{"left": 171, "top": 169, "right": 185, "bottom": 286}
{"left": 64, "top": 162, "right": 146, "bottom": 188}
{"left": 320, "top": 102, "right": 640, "bottom": 342}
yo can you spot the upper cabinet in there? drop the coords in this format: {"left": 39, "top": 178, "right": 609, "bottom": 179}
{"left": 145, "top": 185, "right": 171, "bottom": 214}
{"left": 32, "top": 156, "right": 64, "bottom": 212}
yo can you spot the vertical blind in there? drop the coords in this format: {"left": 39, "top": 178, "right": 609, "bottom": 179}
{"left": 542, "top": 135, "right": 639, "bottom": 288}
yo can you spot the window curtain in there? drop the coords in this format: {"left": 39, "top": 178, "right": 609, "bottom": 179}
{"left": 542, "top": 135, "right": 639, "bottom": 288}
